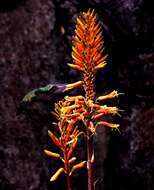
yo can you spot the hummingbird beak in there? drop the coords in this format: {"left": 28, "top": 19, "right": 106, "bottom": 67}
{"left": 53, "top": 84, "right": 67, "bottom": 93}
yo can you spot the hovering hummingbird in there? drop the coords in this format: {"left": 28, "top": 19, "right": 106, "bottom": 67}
{"left": 17, "top": 83, "right": 67, "bottom": 116}
{"left": 22, "top": 84, "right": 66, "bottom": 102}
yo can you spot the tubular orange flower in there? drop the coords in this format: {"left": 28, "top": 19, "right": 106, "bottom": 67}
{"left": 96, "top": 106, "right": 119, "bottom": 115}
{"left": 64, "top": 81, "right": 83, "bottom": 91}
{"left": 44, "top": 150, "right": 61, "bottom": 159}
{"left": 97, "top": 121, "right": 120, "bottom": 130}
{"left": 96, "top": 90, "right": 120, "bottom": 101}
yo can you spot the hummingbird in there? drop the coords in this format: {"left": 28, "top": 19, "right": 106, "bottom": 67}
{"left": 17, "top": 83, "right": 67, "bottom": 118}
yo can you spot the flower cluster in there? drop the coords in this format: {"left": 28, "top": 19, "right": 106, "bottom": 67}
{"left": 44, "top": 99, "right": 86, "bottom": 182}
{"left": 45, "top": 9, "right": 122, "bottom": 190}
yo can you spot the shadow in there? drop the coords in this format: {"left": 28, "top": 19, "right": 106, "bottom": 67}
{"left": 0, "top": 0, "right": 26, "bottom": 12}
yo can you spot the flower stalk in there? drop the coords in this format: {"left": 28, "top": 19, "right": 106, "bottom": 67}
{"left": 65, "top": 9, "right": 121, "bottom": 190}
{"left": 44, "top": 9, "right": 121, "bottom": 190}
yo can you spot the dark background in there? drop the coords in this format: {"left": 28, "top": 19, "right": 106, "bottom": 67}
{"left": 0, "top": 0, "right": 154, "bottom": 190}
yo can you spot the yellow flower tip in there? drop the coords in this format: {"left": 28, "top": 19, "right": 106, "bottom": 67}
{"left": 110, "top": 107, "right": 119, "bottom": 115}
{"left": 110, "top": 90, "right": 119, "bottom": 97}
{"left": 64, "top": 81, "right": 83, "bottom": 91}
{"left": 95, "top": 62, "right": 107, "bottom": 70}
{"left": 67, "top": 63, "right": 84, "bottom": 71}
{"left": 110, "top": 124, "right": 121, "bottom": 133}
{"left": 50, "top": 168, "right": 65, "bottom": 182}
{"left": 108, "top": 107, "right": 120, "bottom": 115}
{"left": 110, "top": 90, "right": 124, "bottom": 98}
{"left": 111, "top": 123, "right": 120, "bottom": 129}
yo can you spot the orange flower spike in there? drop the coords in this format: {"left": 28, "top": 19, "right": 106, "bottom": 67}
{"left": 72, "top": 10, "right": 107, "bottom": 102}
{"left": 72, "top": 9, "right": 107, "bottom": 71}
{"left": 45, "top": 99, "right": 85, "bottom": 188}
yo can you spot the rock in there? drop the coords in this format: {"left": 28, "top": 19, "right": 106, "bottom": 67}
{"left": 0, "top": 0, "right": 154, "bottom": 190}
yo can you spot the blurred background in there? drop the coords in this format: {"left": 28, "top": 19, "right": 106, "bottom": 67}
{"left": 0, "top": 0, "right": 154, "bottom": 190}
